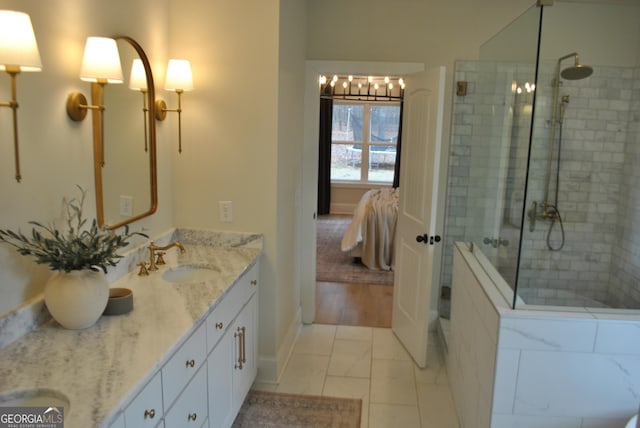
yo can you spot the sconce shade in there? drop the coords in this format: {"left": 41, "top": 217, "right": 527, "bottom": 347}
{"left": 0, "top": 10, "right": 42, "bottom": 72}
{"left": 80, "top": 37, "right": 123, "bottom": 83}
{"left": 165, "top": 59, "right": 193, "bottom": 91}
{"left": 129, "top": 58, "right": 147, "bottom": 90}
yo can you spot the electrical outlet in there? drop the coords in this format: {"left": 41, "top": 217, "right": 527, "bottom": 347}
{"left": 120, "top": 196, "right": 133, "bottom": 217}
{"left": 219, "top": 201, "right": 233, "bottom": 222}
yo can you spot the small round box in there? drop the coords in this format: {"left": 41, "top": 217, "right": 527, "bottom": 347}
{"left": 103, "top": 288, "right": 133, "bottom": 315}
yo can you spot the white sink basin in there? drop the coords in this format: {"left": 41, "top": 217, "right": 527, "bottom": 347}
{"left": 162, "top": 264, "right": 220, "bottom": 284}
{"left": 0, "top": 388, "right": 70, "bottom": 409}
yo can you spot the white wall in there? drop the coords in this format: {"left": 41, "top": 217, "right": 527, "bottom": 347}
{"left": 275, "top": 0, "right": 308, "bottom": 380}
{"left": 167, "top": 0, "right": 306, "bottom": 382}
{"left": 539, "top": 2, "right": 640, "bottom": 67}
{"left": 306, "top": 0, "right": 535, "bottom": 140}
{"left": 0, "top": 0, "right": 173, "bottom": 316}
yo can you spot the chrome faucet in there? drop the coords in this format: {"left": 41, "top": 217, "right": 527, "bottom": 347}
{"left": 147, "top": 241, "right": 186, "bottom": 271}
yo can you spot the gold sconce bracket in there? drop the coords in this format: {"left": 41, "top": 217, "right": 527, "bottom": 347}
{"left": 66, "top": 92, "right": 89, "bottom": 121}
{"left": 155, "top": 99, "right": 167, "bottom": 121}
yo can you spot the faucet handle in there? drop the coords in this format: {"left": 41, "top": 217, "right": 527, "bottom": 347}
{"left": 138, "top": 261, "right": 149, "bottom": 276}
{"left": 155, "top": 251, "right": 166, "bottom": 266}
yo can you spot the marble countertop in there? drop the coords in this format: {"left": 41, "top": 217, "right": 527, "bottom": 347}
{"left": 0, "top": 230, "right": 262, "bottom": 428}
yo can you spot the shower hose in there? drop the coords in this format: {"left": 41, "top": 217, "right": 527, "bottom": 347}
{"left": 544, "top": 204, "right": 565, "bottom": 251}
{"left": 546, "top": 113, "right": 566, "bottom": 251}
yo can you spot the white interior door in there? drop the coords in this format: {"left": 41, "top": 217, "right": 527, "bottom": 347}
{"left": 392, "top": 66, "right": 445, "bottom": 368}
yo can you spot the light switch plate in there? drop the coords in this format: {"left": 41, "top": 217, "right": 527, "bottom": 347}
{"left": 219, "top": 201, "right": 233, "bottom": 222}
{"left": 119, "top": 196, "right": 133, "bottom": 217}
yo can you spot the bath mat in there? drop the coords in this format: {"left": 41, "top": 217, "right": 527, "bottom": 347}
{"left": 232, "top": 389, "right": 362, "bottom": 428}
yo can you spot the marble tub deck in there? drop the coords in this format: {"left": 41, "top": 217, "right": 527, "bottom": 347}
{"left": 0, "top": 229, "right": 262, "bottom": 428}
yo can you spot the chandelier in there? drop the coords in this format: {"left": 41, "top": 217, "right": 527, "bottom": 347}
{"left": 319, "top": 75, "right": 405, "bottom": 101}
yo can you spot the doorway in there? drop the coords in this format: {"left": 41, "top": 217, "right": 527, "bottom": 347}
{"left": 315, "top": 214, "right": 394, "bottom": 327}
{"left": 300, "top": 60, "right": 424, "bottom": 325}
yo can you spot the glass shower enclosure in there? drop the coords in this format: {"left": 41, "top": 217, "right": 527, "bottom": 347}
{"left": 442, "top": 0, "right": 640, "bottom": 312}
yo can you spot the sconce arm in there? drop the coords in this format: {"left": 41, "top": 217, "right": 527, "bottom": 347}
{"left": 1, "top": 69, "right": 24, "bottom": 182}
{"left": 154, "top": 90, "right": 185, "bottom": 153}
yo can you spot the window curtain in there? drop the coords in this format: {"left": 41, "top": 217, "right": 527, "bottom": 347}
{"left": 317, "top": 87, "right": 333, "bottom": 215}
{"left": 392, "top": 101, "right": 404, "bottom": 188}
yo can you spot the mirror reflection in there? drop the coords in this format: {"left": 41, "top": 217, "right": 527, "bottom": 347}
{"left": 97, "top": 36, "right": 157, "bottom": 229}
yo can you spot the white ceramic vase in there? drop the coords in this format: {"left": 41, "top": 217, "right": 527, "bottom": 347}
{"left": 44, "top": 270, "right": 109, "bottom": 329}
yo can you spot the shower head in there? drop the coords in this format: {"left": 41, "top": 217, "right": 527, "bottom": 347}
{"left": 558, "top": 52, "right": 593, "bottom": 80}
{"left": 561, "top": 64, "right": 593, "bottom": 80}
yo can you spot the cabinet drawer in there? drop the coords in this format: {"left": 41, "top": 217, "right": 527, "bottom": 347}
{"left": 206, "top": 263, "right": 258, "bottom": 352}
{"left": 124, "top": 371, "right": 163, "bottom": 428}
{"left": 162, "top": 322, "right": 206, "bottom": 407}
{"left": 163, "top": 364, "right": 208, "bottom": 428}
{"left": 206, "top": 293, "right": 236, "bottom": 352}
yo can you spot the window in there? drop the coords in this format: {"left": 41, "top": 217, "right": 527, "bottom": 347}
{"left": 330, "top": 101, "right": 401, "bottom": 184}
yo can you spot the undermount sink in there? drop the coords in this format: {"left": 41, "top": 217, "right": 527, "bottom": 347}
{"left": 162, "top": 264, "right": 220, "bottom": 284}
{"left": 0, "top": 388, "right": 70, "bottom": 409}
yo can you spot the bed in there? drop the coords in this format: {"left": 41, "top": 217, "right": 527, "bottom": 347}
{"left": 340, "top": 187, "right": 399, "bottom": 271}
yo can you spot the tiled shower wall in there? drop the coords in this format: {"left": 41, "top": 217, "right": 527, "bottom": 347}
{"left": 441, "top": 60, "right": 640, "bottom": 310}
{"left": 610, "top": 67, "right": 640, "bottom": 308}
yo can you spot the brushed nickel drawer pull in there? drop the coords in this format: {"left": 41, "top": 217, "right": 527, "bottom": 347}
{"left": 144, "top": 409, "right": 156, "bottom": 419}
{"left": 240, "top": 326, "right": 246, "bottom": 364}
{"left": 215, "top": 322, "right": 224, "bottom": 329}
{"left": 234, "top": 327, "right": 244, "bottom": 369}
{"left": 250, "top": 279, "right": 257, "bottom": 286}
{"left": 188, "top": 412, "right": 197, "bottom": 421}
{"left": 185, "top": 359, "right": 195, "bottom": 368}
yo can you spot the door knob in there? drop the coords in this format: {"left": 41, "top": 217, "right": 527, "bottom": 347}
{"left": 416, "top": 234, "right": 429, "bottom": 243}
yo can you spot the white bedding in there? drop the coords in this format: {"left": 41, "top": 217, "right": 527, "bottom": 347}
{"left": 341, "top": 188, "right": 399, "bottom": 271}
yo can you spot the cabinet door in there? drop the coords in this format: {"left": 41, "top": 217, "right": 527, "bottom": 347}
{"left": 231, "top": 293, "right": 258, "bottom": 411}
{"left": 164, "top": 364, "right": 208, "bottom": 427}
{"left": 207, "top": 330, "right": 234, "bottom": 428}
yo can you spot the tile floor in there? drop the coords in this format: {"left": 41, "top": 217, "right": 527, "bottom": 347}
{"left": 253, "top": 324, "right": 460, "bottom": 428}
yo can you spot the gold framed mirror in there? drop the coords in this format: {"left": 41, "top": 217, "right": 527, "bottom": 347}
{"left": 94, "top": 36, "right": 158, "bottom": 229}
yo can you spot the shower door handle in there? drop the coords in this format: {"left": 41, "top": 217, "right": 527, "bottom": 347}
{"left": 416, "top": 234, "right": 429, "bottom": 244}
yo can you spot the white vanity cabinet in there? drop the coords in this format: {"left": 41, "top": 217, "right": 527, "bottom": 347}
{"left": 207, "top": 263, "right": 259, "bottom": 428}
{"left": 110, "top": 261, "right": 259, "bottom": 428}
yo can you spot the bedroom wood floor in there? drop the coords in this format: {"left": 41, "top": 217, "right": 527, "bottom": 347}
{"left": 315, "top": 281, "right": 393, "bottom": 328}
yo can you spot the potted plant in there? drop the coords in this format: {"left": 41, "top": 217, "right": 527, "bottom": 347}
{"left": 0, "top": 187, "right": 147, "bottom": 329}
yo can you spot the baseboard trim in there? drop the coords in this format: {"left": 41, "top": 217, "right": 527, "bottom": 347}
{"left": 256, "top": 307, "right": 302, "bottom": 384}
{"left": 330, "top": 203, "right": 356, "bottom": 215}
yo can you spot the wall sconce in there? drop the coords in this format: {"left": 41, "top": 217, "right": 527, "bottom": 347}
{"left": 66, "top": 37, "right": 123, "bottom": 166}
{"left": 0, "top": 10, "right": 42, "bottom": 182}
{"left": 129, "top": 58, "right": 149, "bottom": 152}
{"left": 155, "top": 59, "right": 193, "bottom": 153}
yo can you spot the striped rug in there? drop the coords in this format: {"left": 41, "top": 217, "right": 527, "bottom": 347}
{"left": 232, "top": 390, "right": 362, "bottom": 428}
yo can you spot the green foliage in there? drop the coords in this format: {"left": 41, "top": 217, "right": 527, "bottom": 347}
{"left": 0, "top": 187, "right": 147, "bottom": 273}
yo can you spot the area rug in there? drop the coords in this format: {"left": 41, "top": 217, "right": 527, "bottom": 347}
{"left": 232, "top": 390, "right": 362, "bottom": 428}
{"left": 316, "top": 215, "right": 394, "bottom": 286}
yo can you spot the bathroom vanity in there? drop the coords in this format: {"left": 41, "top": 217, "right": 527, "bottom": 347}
{"left": 0, "top": 229, "right": 262, "bottom": 428}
